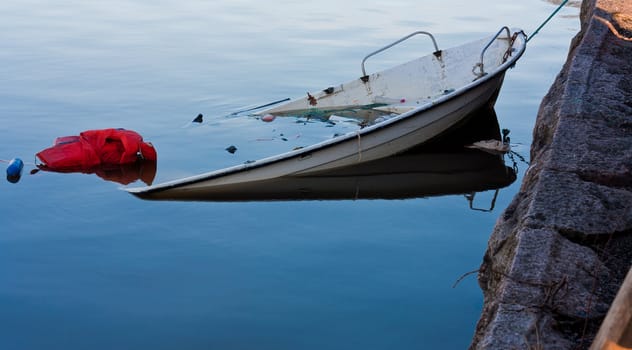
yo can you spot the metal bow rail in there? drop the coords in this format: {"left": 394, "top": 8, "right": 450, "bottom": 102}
{"left": 360, "top": 31, "right": 442, "bottom": 82}
{"left": 474, "top": 26, "right": 512, "bottom": 77}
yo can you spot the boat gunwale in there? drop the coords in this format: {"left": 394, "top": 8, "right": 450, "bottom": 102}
{"left": 126, "top": 30, "right": 527, "bottom": 195}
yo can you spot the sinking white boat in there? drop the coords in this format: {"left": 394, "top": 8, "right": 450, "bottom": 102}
{"left": 127, "top": 27, "right": 526, "bottom": 198}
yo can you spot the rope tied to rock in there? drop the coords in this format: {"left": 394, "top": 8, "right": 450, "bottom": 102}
{"left": 527, "top": 0, "right": 571, "bottom": 43}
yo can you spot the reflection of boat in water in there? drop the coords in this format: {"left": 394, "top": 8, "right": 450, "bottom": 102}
{"left": 131, "top": 149, "right": 515, "bottom": 203}
{"left": 131, "top": 107, "right": 517, "bottom": 204}
{"left": 127, "top": 27, "right": 526, "bottom": 197}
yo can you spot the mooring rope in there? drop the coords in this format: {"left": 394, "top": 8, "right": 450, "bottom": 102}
{"left": 527, "top": 0, "right": 571, "bottom": 43}
{"left": 356, "top": 130, "right": 363, "bottom": 161}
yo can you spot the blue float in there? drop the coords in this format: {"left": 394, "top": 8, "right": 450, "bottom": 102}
{"left": 6, "top": 158, "right": 24, "bottom": 183}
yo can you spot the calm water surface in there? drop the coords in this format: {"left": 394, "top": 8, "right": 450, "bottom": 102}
{"left": 1, "top": 1, "right": 578, "bottom": 349}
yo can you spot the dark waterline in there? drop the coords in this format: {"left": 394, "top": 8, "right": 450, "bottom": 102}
{"left": 1, "top": 1, "right": 578, "bottom": 349}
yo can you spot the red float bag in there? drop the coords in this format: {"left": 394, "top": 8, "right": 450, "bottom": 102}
{"left": 37, "top": 129, "right": 156, "bottom": 170}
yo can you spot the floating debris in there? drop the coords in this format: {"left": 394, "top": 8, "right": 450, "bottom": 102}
{"left": 329, "top": 115, "right": 362, "bottom": 126}
{"left": 323, "top": 87, "right": 334, "bottom": 94}
{"left": 193, "top": 113, "right": 203, "bottom": 123}
{"left": 225, "top": 145, "right": 237, "bottom": 154}
{"left": 261, "top": 114, "right": 276, "bottom": 122}
{"left": 466, "top": 140, "right": 510, "bottom": 154}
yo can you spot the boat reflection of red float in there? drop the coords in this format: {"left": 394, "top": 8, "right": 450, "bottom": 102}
{"left": 36, "top": 161, "right": 157, "bottom": 185}
{"left": 36, "top": 128, "right": 157, "bottom": 185}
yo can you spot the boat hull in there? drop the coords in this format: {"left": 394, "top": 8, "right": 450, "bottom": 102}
{"left": 129, "top": 74, "right": 504, "bottom": 197}
{"left": 127, "top": 28, "right": 526, "bottom": 198}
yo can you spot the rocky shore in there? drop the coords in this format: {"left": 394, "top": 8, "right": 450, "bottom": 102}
{"left": 470, "top": 0, "right": 632, "bottom": 348}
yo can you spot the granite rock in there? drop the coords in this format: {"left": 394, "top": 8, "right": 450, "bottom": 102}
{"left": 471, "top": 0, "right": 632, "bottom": 348}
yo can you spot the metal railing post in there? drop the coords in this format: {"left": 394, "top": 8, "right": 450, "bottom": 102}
{"left": 360, "top": 31, "right": 441, "bottom": 81}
